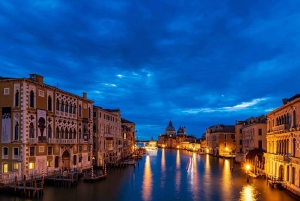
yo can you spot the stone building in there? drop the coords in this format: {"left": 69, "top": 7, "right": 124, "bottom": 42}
{"left": 121, "top": 118, "right": 135, "bottom": 158}
{"left": 264, "top": 94, "right": 300, "bottom": 196}
{"left": 93, "top": 107, "right": 122, "bottom": 167}
{"left": 0, "top": 74, "right": 93, "bottom": 178}
{"left": 206, "top": 124, "right": 235, "bottom": 157}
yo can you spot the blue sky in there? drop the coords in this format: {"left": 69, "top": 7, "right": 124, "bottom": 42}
{"left": 1, "top": 1, "right": 300, "bottom": 140}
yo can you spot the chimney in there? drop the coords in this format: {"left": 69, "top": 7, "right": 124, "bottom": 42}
{"left": 83, "top": 92, "right": 87, "bottom": 99}
{"left": 29, "top": 74, "right": 44, "bottom": 84}
{"left": 282, "top": 98, "right": 288, "bottom": 105}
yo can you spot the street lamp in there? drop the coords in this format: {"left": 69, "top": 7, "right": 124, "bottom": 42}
{"left": 246, "top": 164, "right": 250, "bottom": 182}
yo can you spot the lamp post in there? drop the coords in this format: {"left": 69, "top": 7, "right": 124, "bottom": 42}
{"left": 246, "top": 164, "right": 250, "bottom": 182}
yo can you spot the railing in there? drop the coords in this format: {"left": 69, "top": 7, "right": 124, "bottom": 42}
{"left": 272, "top": 124, "right": 290, "bottom": 132}
{"left": 47, "top": 138, "right": 76, "bottom": 144}
{"left": 28, "top": 138, "right": 38, "bottom": 144}
{"left": 13, "top": 155, "right": 20, "bottom": 160}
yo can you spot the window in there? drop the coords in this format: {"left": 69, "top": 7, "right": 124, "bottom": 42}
{"left": 258, "top": 140, "right": 262, "bottom": 149}
{"left": 4, "top": 88, "right": 9, "bottom": 95}
{"left": 55, "top": 156, "right": 59, "bottom": 168}
{"left": 73, "top": 104, "right": 76, "bottom": 114}
{"left": 56, "top": 127, "right": 59, "bottom": 139}
{"left": 240, "top": 139, "right": 242, "bottom": 145}
{"left": 240, "top": 148, "right": 242, "bottom": 152}
{"left": 93, "top": 111, "right": 96, "bottom": 118}
{"left": 30, "top": 90, "right": 34, "bottom": 108}
{"left": 61, "top": 101, "right": 64, "bottom": 112}
{"left": 258, "top": 129, "right": 262, "bottom": 135}
{"left": 48, "top": 96, "right": 52, "bottom": 111}
{"left": 79, "top": 105, "right": 82, "bottom": 117}
{"left": 56, "top": 99, "right": 59, "bottom": 111}
{"left": 69, "top": 104, "right": 72, "bottom": 113}
{"left": 13, "top": 163, "right": 18, "bottom": 170}
{"left": 47, "top": 160, "right": 52, "bottom": 167}
{"left": 3, "top": 147, "right": 8, "bottom": 159}
{"left": 29, "top": 162, "right": 35, "bottom": 170}
{"left": 239, "top": 129, "right": 242, "bottom": 133}
{"left": 73, "top": 155, "right": 77, "bottom": 165}
{"left": 292, "top": 167, "right": 295, "bottom": 184}
{"left": 224, "top": 135, "right": 227, "bottom": 140}
{"left": 29, "top": 123, "right": 34, "bottom": 138}
{"left": 30, "top": 147, "right": 35, "bottom": 156}
{"left": 88, "top": 156, "right": 90, "bottom": 162}
{"left": 65, "top": 103, "right": 68, "bottom": 113}
{"left": 79, "top": 146, "right": 82, "bottom": 153}
{"left": 3, "top": 164, "right": 8, "bottom": 173}
{"left": 14, "top": 122, "right": 19, "bottom": 141}
{"left": 89, "top": 107, "right": 91, "bottom": 119}
{"left": 48, "top": 147, "right": 52, "bottom": 155}
{"left": 13, "top": 147, "right": 19, "bottom": 159}
{"left": 88, "top": 146, "right": 91, "bottom": 152}
{"left": 48, "top": 125, "right": 52, "bottom": 138}
{"left": 15, "top": 90, "right": 19, "bottom": 107}
{"left": 224, "top": 143, "right": 226, "bottom": 147}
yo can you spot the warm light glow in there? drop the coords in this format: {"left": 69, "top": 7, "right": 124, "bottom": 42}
{"left": 177, "top": 145, "right": 179, "bottom": 149}
{"left": 29, "top": 162, "right": 35, "bottom": 170}
{"left": 206, "top": 148, "right": 209, "bottom": 153}
{"left": 226, "top": 147, "right": 228, "bottom": 151}
{"left": 3, "top": 163, "right": 8, "bottom": 173}
{"left": 239, "top": 185, "right": 256, "bottom": 201}
{"left": 246, "top": 164, "right": 250, "bottom": 171}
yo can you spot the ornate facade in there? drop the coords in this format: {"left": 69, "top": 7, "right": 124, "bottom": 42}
{"left": 265, "top": 94, "right": 300, "bottom": 196}
{"left": 121, "top": 118, "right": 136, "bottom": 157}
{"left": 0, "top": 74, "right": 93, "bottom": 178}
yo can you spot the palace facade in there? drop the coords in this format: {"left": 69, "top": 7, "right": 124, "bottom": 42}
{"left": 265, "top": 94, "right": 300, "bottom": 196}
{"left": 0, "top": 74, "right": 93, "bottom": 178}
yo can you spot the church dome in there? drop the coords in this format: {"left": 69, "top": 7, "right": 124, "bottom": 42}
{"left": 165, "top": 120, "right": 175, "bottom": 131}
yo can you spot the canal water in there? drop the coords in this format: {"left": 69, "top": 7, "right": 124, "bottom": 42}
{"left": 0, "top": 148, "right": 298, "bottom": 201}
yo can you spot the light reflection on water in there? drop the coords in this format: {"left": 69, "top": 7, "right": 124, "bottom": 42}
{"left": 239, "top": 185, "right": 258, "bottom": 201}
{"left": 142, "top": 155, "right": 152, "bottom": 201}
{"left": 175, "top": 150, "right": 181, "bottom": 193}
{"left": 160, "top": 148, "right": 165, "bottom": 189}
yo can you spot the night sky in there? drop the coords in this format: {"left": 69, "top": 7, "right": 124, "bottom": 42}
{"left": 1, "top": 1, "right": 300, "bottom": 140}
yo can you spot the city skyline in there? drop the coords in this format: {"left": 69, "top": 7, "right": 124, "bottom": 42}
{"left": 1, "top": 1, "right": 300, "bottom": 140}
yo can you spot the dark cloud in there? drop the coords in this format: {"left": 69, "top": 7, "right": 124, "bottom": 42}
{"left": 1, "top": 0, "right": 300, "bottom": 139}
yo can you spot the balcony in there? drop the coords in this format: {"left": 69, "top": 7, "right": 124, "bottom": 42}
{"left": 13, "top": 155, "right": 20, "bottom": 160}
{"left": 272, "top": 124, "right": 290, "bottom": 132}
{"left": 28, "top": 138, "right": 38, "bottom": 144}
{"left": 79, "top": 139, "right": 92, "bottom": 144}
{"left": 59, "top": 139, "right": 77, "bottom": 144}
{"left": 107, "top": 147, "right": 114, "bottom": 151}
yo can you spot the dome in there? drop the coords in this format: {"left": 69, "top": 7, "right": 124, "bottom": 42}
{"left": 165, "top": 120, "right": 175, "bottom": 131}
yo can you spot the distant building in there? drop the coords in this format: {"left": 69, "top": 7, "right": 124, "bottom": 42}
{"left": 157, "top": 121, "right": 198, "bottom": 150}
{"left": 206, "top": 124, "right": 235, "bottom": 157}
{"left": 264, "top": 94, "right": 300, "bottom": 196}
{"left": 0, "top": 74, "right": 93, "bottom": 178}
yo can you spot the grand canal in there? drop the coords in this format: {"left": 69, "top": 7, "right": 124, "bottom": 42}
{"left": 0, "top": 148, "right": 298, "bottom": 201}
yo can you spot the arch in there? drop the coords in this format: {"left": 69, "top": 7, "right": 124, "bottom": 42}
{"left": 15, "top": 90, "right": 19, "bottom": 107}
{"left": 293, "top": 138, "right": 296, "bottom": 156}
{"left": 14, "top": 122, "right": 19, "bottom": 141}
{"left": 292, "top": 167, "right": 295, "bottom": 184}
{"left": 29, "top": 123, "right": 34, "bottom": 138}
{"left": 293, "top": 110, "right": 296, "bottom": 127}
{"left": 56, "top": 98, "right": 60, "bottom": 111}
{"left": 48, "top": 96, "right": 52, "bottom": 111}
{"left": 61, "top": 101, "right": 64, "bottom": 112}
{"left": 56, "top": 127, "right": 59, "bottom": 138}
{"left": 30, "top": 90, "right": 34, "bottom": 108}
{"left": 287, "top": 165, "right": 290, "bottom": 182}
{"left": 55, "top": 156, "right": 59, "bottom": 168}
{"left": 65, "top": 102, "right": 68, "bottom": 113}
{"left": 279, "top": 165, "right": 284, "bottom": 180}
{"left": 65, "top": 128, "right": 68, "bottom": 139}
{"left": 48, "top": 125, "right": 52, "bottom": 138}
{"left": 62, "top": 150, "right": 70, "bottom": 170}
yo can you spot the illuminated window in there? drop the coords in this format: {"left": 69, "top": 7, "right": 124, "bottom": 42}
{"left": 29, "top": 162, "right": 35, "bottom": 169}
{"left": 3, "top": 164, "right": 8, "bottom": 173}
{"left": 13, "top": 163, "right": 18, "bottom": 170}
{"left": 47, "top": 160, "right": 52, "bottom": 167}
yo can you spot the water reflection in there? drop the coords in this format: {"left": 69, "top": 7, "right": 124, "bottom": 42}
{"left": 142, "top": 155, "right": 152, "bottom": 201}
{"left": 161, "top": 148, "right": 166, "bottom": 188}
{"left": 222, "top": 159, "right": 232, "bottom": 200}
{"left": 191, "top": 152, "right": 199, "bottom": 200}
{"left": 239, "top": 185, "right": 257, "bottom": 201}
{"left": 175, "top": 150, "right": 181, "bottom": 193}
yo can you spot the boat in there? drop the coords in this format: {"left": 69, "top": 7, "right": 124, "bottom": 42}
{"left": 83, "top": 174, "right": 107, "bottom": 182}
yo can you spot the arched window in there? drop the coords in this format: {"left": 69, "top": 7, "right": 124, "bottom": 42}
{"left": 61, "top": 101, "right": 64, "bottom": 112}
{"left": 61, "top": 128, "right": 64, "bottom": 139}
{"left": 293, "top": 138, "right": 296, "bottom": 156}
{"left": 293, "top": 110, "right": 296, "bottom": 127}
{"left": 56, "top": 99, "right": 59, "bottom": 111}
{"left": 69, "top": 104, "right": 72, "bottom": 113}
{"left": 14, "top": 122, "right": 19, "bottom": 141}
{"left": 48, "top": 125, "right": 52, "bottom": 138}
{"left": 55, "top": 156, "right": 59, "bottom": 168}
{"left": 15, "top": 90, "right": 19, "bottom": 107}
{"left": 79, "top": 105, "right": 82, "bottom": 117}
{"left": 73, "top": 155, "right": 77, "bottom": 165}
{"left": 79, "top": 128, "right": 82, "bottom": 139}
{"left": 292, "top": 167, "right": 295, "bottom": 184}
{"left": 65, "top": 128, "right": 68, "bottom": 139}
{"left": 73, "top": 104, "right": 76, "bottom": 114}
{"left": 69, "top": 129, "right": 73, "bottom": 139}
{"left": 287, "top": 166, "right": 290, "bottom": 182}
{"left": 73, "top": 129, "right": 76, "bottom": 140}
{"left": 88, "top": 107, "right": 91, "bottom": 119}
{"left": 48, "top": 96, "right": 52, "bottom": 111}
{"left": 56, "top": 127, "right": 59, "bottom": 139}
{"left": 65, "top": 103, "right": 68, "bottom": 113}
{"left": 30, "top": 90, "right": 34, "bottom": 108}
{"left": 29, "top": 123, "right": 34, "bottom": 138}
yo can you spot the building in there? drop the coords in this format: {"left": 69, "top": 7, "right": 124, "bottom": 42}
{"left": 121, "top": 118, "right": 135, "bottom": 157}
{"left": 0, "top": 74, "right": 93, "bottom": 178}
{"left": 264, "top": 94, "right": 300, "bottom": 196}
{"left": 157, "top": 121, "right": 198, "bottom": 150}
{"left": 235, "top": 121, "right": 245, "bottom": 162}
{"left": 206, "top": 124, "right": 235, "bottom": 157}
{"left": 93, "top": 107, "right": 123, "bottom": 167}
